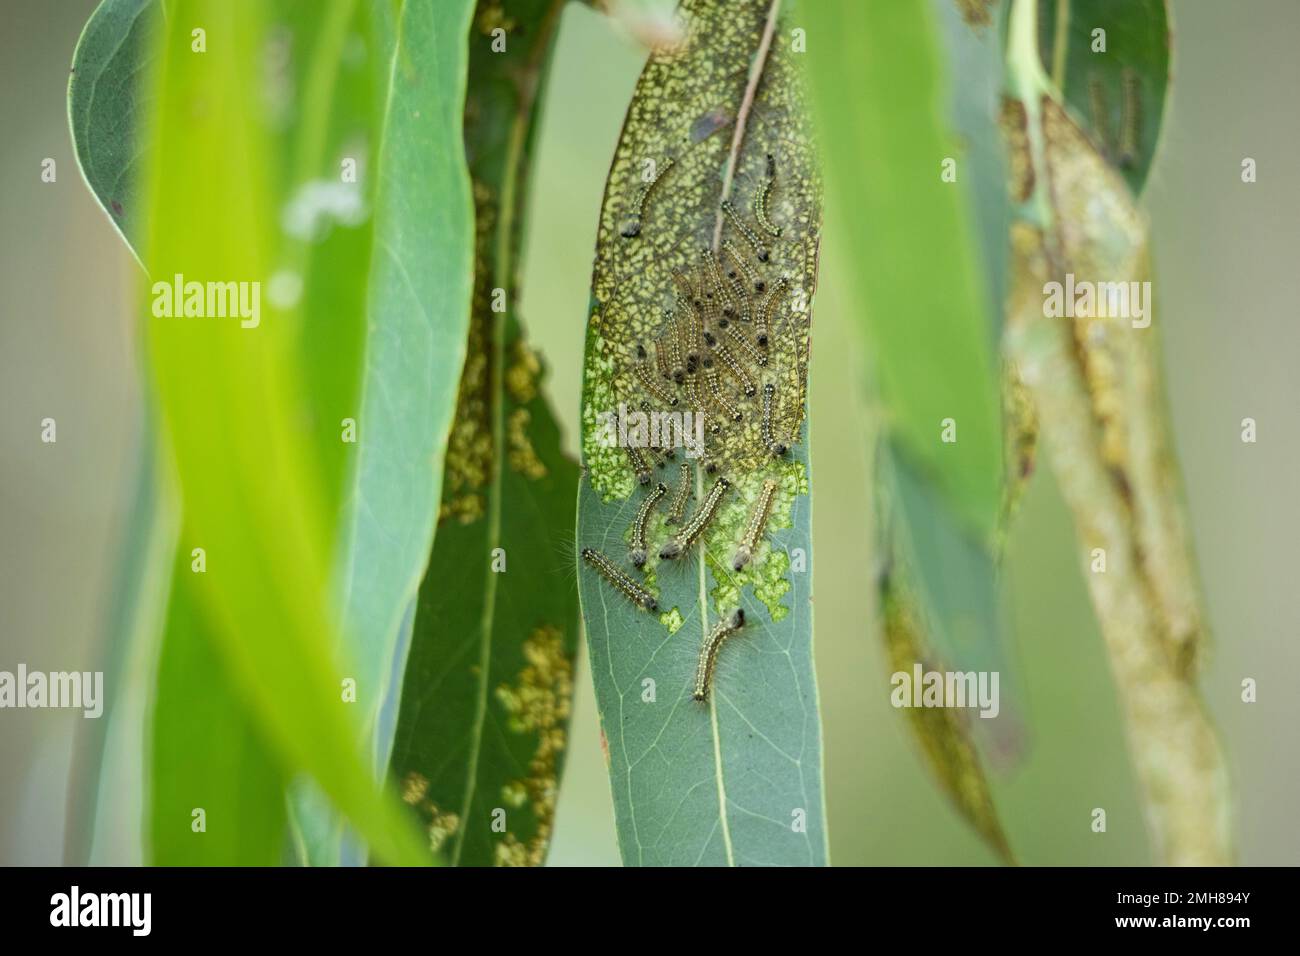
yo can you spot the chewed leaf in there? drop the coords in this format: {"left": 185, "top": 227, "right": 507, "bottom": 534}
{"left": 1003, "top": 0, "right": 1229, "bottom": 865}
{"left": 577, "top": 0, "right": 826, "bottom": 866}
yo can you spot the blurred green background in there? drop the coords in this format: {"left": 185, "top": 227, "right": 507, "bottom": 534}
{"left": 2, "top": 0, "right": 1296, "bottom": 865}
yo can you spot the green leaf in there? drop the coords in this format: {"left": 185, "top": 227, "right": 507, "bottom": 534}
{"left": 69, "top": 0, "right": 478, "bottom": 865}
{"left": 151, "top": 571, "right": 289, "bottom": 865}
{"left": 807, "top": 0, "right": 1015, "bottom": 859}
{"left": 137, "top": 0, "right": 428, "bottom": 866}
{"left": 578, "top": 0, "right": 827, "bottom": 866}
{"left": 806, "top": 0, "right": 1003, "bottom": 539}
{"left": 1003, "top": 0, "right": 1229, "bottom": 864}
{"left": 387, "top": 0, "right": 582, "bottom": 867}
{"left": 62, "top": 417, "right": 176, "bottom": 865}
{"left": 67, "top": 0, "right": 154, "bottom": 262}
{"left": 1038, "top": 0, "right": 1170, "bottom": 195}
{"left": 287, "top": 0, "right": 480, "bottom": 865}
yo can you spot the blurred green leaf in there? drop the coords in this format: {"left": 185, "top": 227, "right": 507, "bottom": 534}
{"left": 1038, "top": 0, "right": 1170, "bottom": 195}
{"left": 806, "top": 0, "right": 1003, "bottom": 539}
{"left": 285, "top": 0, "right": 479, "bottom": 865}
{"left": 578, "top": 0, "right": 827, "bottom": 866}
{"left": 806, "top": 0, "right": 1015, "bottom": 858}
{"left": 62, "top": 415, "right": 176, "bottom": 866}
{"left": 387, "top": 0, "right": 581, "bottom": 867}
{"left": 69, "top": 0, "right": 478, "bottom": 865}
{"left": 135, "top": 0, "right": 429, "bottom": 866}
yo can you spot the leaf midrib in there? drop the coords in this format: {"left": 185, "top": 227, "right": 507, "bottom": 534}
{"left": 700, "top": 0, "right": 782, "bottom": 869}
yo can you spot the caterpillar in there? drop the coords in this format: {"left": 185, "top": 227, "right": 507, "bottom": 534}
{"left": 702, "top": 357, "right": 742, "bottom": 422}
{"left": 633, "top": 359, "right": 679, "bottom": 407}
{"left": 665, "top": 462, "right": 692, "bottom": 525}
{"left": 753, "top": 153, "right": 782, "bottom": 237}
{"left": 653, "top": 337, "right": 672, "bottom": 381}
{"left": 700, "top": 248, "right": 737, "bottom": 320}
{"left": 723, "top": 239, "right": 766, "bottom": 294}
{"left": 703, "top": 331, "right": 756, "bottom": 396}
{"left": 731, "top": 478, "right": 778, "bottom": 571}
{"left": 1119, "top": 67, "right": 1142, "bottom": 168}
{"left": 761, "top": 383, "right": 787, "bottom": 456}
{"left": 692, "top": 608, "right": 746, "bottom": 702}
{"left": 629, "top": 482, "right": 667, "bottom": 567}
{"left": 620, "top": 157, "right": 674, "bottom": 239}
{"left": 623, "top": 445, "right": 652, "bottom": 485}
{"left": 723, "top": 326, "right": 768, "bottom": 368}
{"left": 683, "top": 376, "right": 705, "bottom": 416}
{"left": 755, "top": 276, "right": 789, "bottom": 349}
{"left": 662, "top": 312, "right": 686, "bottom": 383}
{"left": 672, "top": 269, "right": 699, "bottom": 310}
{"left": 720, "top": 199, "right": 769, "bottom": 262}
{"left": 679, "top": 315, "right": 702, "bottom": 376}
{"left": 1086, "top": 71, "right": 1112, "bottom": 157}
{"left": 582, "top": 547, "right": 658, "bottom": 612}
{"left": 660, "top": 476, "right": 730, "bottom": 559}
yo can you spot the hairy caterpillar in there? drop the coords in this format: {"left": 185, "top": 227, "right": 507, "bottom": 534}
{"left": 720, "top": 199, "right": 769, "bottom": 262}
{"left": 702, "top": 357, "right": 742, "bottom": 423}
{"left": 582, "top": 547, "right": 658, "bottom": 612}
{"left": 692, "top": 608, "right": 746, "bottom": 702}
{"left": 665, "top": 462, "right": 692, "bottom": 525}
{"left": 700, "top": 248, "right": 738, "bottom": 320}
{"left": 660, "top": 476, "right": 730, "bottom": 559}
{"left": 629, "top": 482, "right": 667, "bottom": 567}
{"left": 653, "top": 337, "right": 672, "bottom": 381}
{"left": 661, "top": 312, "right": 686, "bottom": 383}
{"left": 723, "top": 239, "right": 765, "bottom": 294}
{"left": 703, "top": 331, "right": 756, "bottom": 396}
{"left": 623, "top": 445, "right": 652, "bottom": 485}
{"left": 678, "top": 299, "right": 703, "bottom": 373}
{"left": 1087, "top": 71, "right": 1112, "bottom": 157}
{"left": 731, "top": 478, "right": 778, "bottom": 571}
{"left": 633, "top": 358, "right": 679, "bottom": 406}
{"left": 1119, "top": 67, "right": 1142, "bottom": 168}
{"left": 755, "top": 276, "right": 788, "bottom": 348}
{"left": 761, "top": 383, "right": 787, "bottom": 456}
{"left": 620, "top": 157, "right": 674, "bottom": 239}
{"left": 753, "top": 153, "right": 782, "bottom": 237}
{"left": 672, "top": 269, "right": 699, "bottom": 310}
{"left": 723, "top": 326, "right": 767, "bottom": 368}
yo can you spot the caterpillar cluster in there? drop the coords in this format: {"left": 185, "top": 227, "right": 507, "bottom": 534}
{"left": 583, "top": 152, "right": 813, "bottom": 704}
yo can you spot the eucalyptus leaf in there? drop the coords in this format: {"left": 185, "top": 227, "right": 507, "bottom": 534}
{"left": 578, "top": 0, "right": 827, "bottom": 867}
{"left": 289, "top": 0, "right": 480, "bottom": 865}
{"left": 387, "top": 0, "right": 582, "bottom": 867}
{"left": 1037, "top": 0, "right": 1171, "bottom": 195}
{"left": 137, "top": 0, "right": 429, "bottom": 866}
{"left": 1004, "top": 0, "right": 1229, "bottom": 865}
{"left": 806, "top": 0, "right": 1015, "bottom": 860}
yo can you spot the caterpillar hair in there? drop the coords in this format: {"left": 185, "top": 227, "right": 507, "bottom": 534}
{"left": 629, "top": 482, "right": 667, "bottom": 567}
{"left": 660, "top": 477, "right": 730, "bottom": 559}
{"left": 665, "top": 462, "right": 692, "bottom": 525}
{"left": 582, "top": 547, "right": 658, "bottom": 612}
{"left": 720, "top": 199, "right": 769, "bottom": 262}
{"left": 731, "top": 478, "right": 778, "bottom": 571}
{"left": 753, "top": 153, "right": 782, "bottom": 237}
{"left": 693, "top": 608, "right": 746, "bottom": 702}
